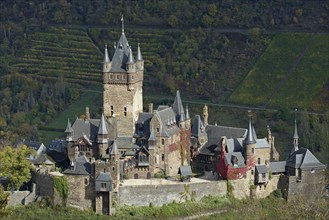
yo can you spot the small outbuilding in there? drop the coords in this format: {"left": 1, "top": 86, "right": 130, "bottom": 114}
{"left": 178, "top": 166, "right": 193, "bottom": 182}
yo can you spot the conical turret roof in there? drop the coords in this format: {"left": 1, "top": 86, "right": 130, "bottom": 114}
{"left": 293, "top": 120, "right": 298, "bottom": 139}
{"left": 136, "top": 43, "right": 143, "bottom": 61}
{"left": 65, "top": 119, "right": 73, "bottom": 133}
{"left": 104, "top": 44, "right": 110, "bottom": 63}
{"left": 185, "top": 105, "right": 190, "bottom": 120}
{"left": 98, "top": 114, "right": 108, "bottom": 135}
{"left": 110, "top": 140, "right": 119, "bottom": 155}
{"left": 126, "top": 46, "right": 135, "bottom": 64}
{"left": 244, "top": 112, "right": 256, "bottom": 145}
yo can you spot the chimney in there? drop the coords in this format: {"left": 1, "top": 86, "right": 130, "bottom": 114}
{"left": 148, "top": 103, "right": 153, "bottom": 113}
{"left": 85, "top": 107, "right": 90, "bottom": 120}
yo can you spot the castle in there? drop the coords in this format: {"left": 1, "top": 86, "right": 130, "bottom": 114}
{"left": 27, "top": 19, "right": 326, "bottom": 215}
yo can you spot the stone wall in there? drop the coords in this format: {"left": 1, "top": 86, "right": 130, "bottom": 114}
{"left": 285, "top": 169, "right": 327, "bottom": 202}
{"left": 230, "top": 178, "right": 250, "bottom": 199}
{"left": 66, "top": 175, "right": 94, "bottom": 210}
{"left": 6, "top": 187, "right": 36, "bottom": 206}
{"left": 254, "top": 175, "right": 280, "bottom": 198}
{"left": 33, "top": 172, "right": 54, "bottom": 197}
{"left": 118, "top": 180, "right": 227, "bottom": 207}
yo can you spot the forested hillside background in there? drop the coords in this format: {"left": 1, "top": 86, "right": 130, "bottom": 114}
{"left": 0, "top": 0, "right": 328, "bottom": 164}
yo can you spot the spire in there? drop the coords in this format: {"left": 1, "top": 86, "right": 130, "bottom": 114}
{"left": 110, "top": 140, "right": 119, "bottom": 155}
{"left": 136, "top": 43, "right": 143, "bottom": 61}
{"left": 104, "top": 44, "right": 110, "bottom": 63}
{"left": 126, "top": 46, "right": 135, "bottom": 64}
{"left": 185, "top": 105, "right": 190, "bottom": 120}
{"left": 252, "top": 126, "right": 258, "bottom": 140}
{"left": 173, "top": 90, "right": 184, "bottom": 121}
{"left": 244, "top": 110, "right": 256, "bottom": 145}
{"left": 180, "top": 109, "right": 185, "bottom": 122}
{"left": 98, "top": 114, "right": 108, "bottom": 135}
{"left": 121, "top": 14, "right": 124, "bottom": 33}
{"left": 293, "top": 119, "right": 299, "bottom": 151}
{"left": 65, "top": 119, "right": 73, "bottom": 133}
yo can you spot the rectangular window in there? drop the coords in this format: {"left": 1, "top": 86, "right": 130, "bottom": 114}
{"left": 161, "top": 139, "right": 164, "bottom": 145}
{"left": 157, "top": 128, "right": 159, "bottom": 133}
{"left": 101, "top": 183, "right": 106, "bottom": 189}
{"left": 162, "top": 154, "right": 165, "bottom": 161}
{"left": 116, "top": 74, "right": 119, "bottom": 80}
{"left": 252, "top": 148, "right": 254, "bottom": 154}
{"left": 258, "top": 158, "right": 261, "bottom": 164}
{"left": 110, "top": 74, "right": 113, "bottom": 79}
{"left": 84, "top": 178, "right": 88, "bottom": 185}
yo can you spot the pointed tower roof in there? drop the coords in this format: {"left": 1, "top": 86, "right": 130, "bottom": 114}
{"left": 104, "top": 44, "right": 110, "bottom": 63}
{"left": 293, "top": 120, "right": 298, "bottom": 139}
{"left": 136, "top": 43, "right": 143, "bottom": 61}
{"left": 110, "top": 140, "right": 119, "bottom": 155}
{"left": 185, "top": 105, "right": 190, "bottom": 120}
{"left": 65, "top": 119, "right": 73, "bottom": 133}
{"left": 98, "top": 114, "right": 108, "bottom": 135}
{"left": 148, "top": 128, "right": 156, "bottom": 142}
{"left": 173, "top": 90, "right": 184, "bottom": 122}
{"left": 126, "top": 46, "right": 135, "bottom": 64}
{"left": 180, "top": 109, "right": 185, "bottom": 122}
{"left": 109, "top": 16, "right": 131, "bottom": 72}
{"left": 244, "top": 111, "right": 256, "bottom": 145}
{"left": 252, "top": 126, "right": 258, "bottom": 140}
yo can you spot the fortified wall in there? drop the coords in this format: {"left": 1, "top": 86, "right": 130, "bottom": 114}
{"left": 118, "top": 179, "right": 227, "bottom": 207}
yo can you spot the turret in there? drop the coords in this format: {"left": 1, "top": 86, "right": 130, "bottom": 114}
{"left": 126, "top": 46, "right": 135, "bottom": 73}
{"left": 136, "top": 43, "right": 144, "bottom": 71}
{"left": 244, "top": 110, "right": 256, "bottom": 162}
{"left": 185, "top": 105, "right": 191, "bottom": 129}
{"left": 65, "top": 119, "right": 73, "bottom": 142}
{"left": 203, "top": 104, "right": 208, "bottom": 127}
{"left": 293, "top": 120, "right": 299, "bottom": 152}
{"left": 103, "top": 44, "right": 111, "bottom": 72}
{"left": 97, "top": 114, "right": 108, "bottom": 157}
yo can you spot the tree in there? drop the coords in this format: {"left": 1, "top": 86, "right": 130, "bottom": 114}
{"left": 0, "top": 146, "right": 35, "bottom": 190}
{"left": 0, "top": 186, "right": 9, "bottom": 213}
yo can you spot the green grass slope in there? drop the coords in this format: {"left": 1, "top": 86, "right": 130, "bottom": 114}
{"left": 229, "top": 33, "right": 312, "bottom": 106}
{"left": 12, "top": 27, "right": 102, "bottom": 85}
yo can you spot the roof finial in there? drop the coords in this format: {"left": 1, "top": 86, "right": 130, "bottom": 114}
{"left": 244, "top": 110, "right": 256, "bottom": 145}
{"left": 121, "top": 14, "right": 124, "bottom": 33}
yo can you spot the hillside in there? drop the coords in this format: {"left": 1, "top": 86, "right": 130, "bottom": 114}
{"left": 12, "top": 27, "right": 102, "bottom": 85}
{"left": 229, "top": 33, "right": 329, "bottom": 111}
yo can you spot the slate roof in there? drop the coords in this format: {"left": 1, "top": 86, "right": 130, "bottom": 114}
{"left": 135, "top": 112, "right": 153, "bottom": 138}
{"left": 255, "top": 165, "right": 268, "bottom": 174}
{"left": 98, "top": 114, "right": 108, "bottom": 135}
{"left": 172, "top": 90, "right": 185, "bottom": 122}
{"left": 155, "top": 106, "right": 179, "bottom": 137}
{"left": 293, "top": 120, "right": 299, "bottom": 139}
{"left": 95, "top": 172, "right": 112, "bottom": 192}
{"left": 198, "top": 125, "right": 246, "bottom": 155}
{"left": 96, "top": 172, "right": 112, "bottom": 182}
{"left": 110, "top": 32, "right": 131, "bottom": 72}
{"left": 136, "top": 43, "right": 143, "bottom": 61}
{"left": 110, "top": 140, "right": 119, "bottom": 155}
{"left": 65, "top": 119, "right": 73, "bottom": 133}
{"left": 191, "top": 115, "right": 206, "bottom": 138}
{"left": 32, "top": 153, "right": 55, "bottom": 166}
{"left": 104, "top": 44, "right": 110, "bottom": 63}
{"left": 48, "top": 139, "right": 67, "bottom": 153}
{"left": 244, "top": 116, "right": 256, "bottom": 145}
{"left": 178, "top": 166, "right": 193, "bottom": 176}
{"left": 286, "top": 147, "right": 326, "bottom": 170}
{"left": 63, "top": 156, "right": 92, "bottom": 175}
{"left": 270, "top": 161, "right": 286, "bottom": 173}
{"left": 224, "top": 152, "right": 245, "bottom": 167}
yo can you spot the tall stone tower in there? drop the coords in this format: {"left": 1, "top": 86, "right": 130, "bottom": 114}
{"left": 103, "top": 17, "right": 144, "bottom": 137}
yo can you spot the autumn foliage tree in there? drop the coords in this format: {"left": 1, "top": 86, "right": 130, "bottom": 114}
{"left": 0, "top": 145, "right": 35, "bottom": 190}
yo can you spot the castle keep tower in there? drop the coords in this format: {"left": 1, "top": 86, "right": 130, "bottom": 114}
{"left": 103, "top": 17, "right": 144, "bottom": 137}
